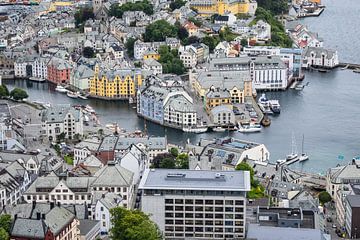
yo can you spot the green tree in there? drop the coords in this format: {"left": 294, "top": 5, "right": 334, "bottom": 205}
{"left": 318, "top": 191, "right": 331, "bottom": 205}
{"left": 125, "top": 38, "right": 137, "bottom": 58}
{"left": 110, "top": 207, "right": 161, "bottom": 240}
{"left": 177, "top": 26, "right": 189, "bottom": 42}
{"left": 144, "top": 20, "right": 177, "bottom": 42}
{"left": 170, "top": 147, "right": 179, "bottom": 157}
{"left": 201, "top": 35, "right": 220, "bottom": 52}
{"left": 0, "top": 228, "right": 9, "bottom": 240}
{"left": 158, "top": 46, "right": 185, "bottom": 75}
{"left": 159, "top": 157, "right": 176, "bottom": 168}
{"left": 74, "top": 7, "right": 94, "bottom": 27}
{"left": 188, "top": 17, "right": 202, "bottom": 27}
{"left": 240, "top": 38, "right": 248, "bottom": 47}
{"left": 82, "top": 46, "right": 95, "bottom": 58}
{"left": 0, "top": 215, "right": 12, "bottom": 233}
{"left": 236, "top": 162, "right": 265, "bottom": 199}
{"left": 236, "top": 162, "right": 254, "bottom": 184}
{"left": 109, "top": 0, "right": 153, "bottom": 18}
{"left": 10, "top": 88, "right": 28, "bottom": 101}
{"left": 169, "top": 0, "right": 185, "bottom": 11}
{"left": 176, "top": 153, "right": 189, "bottom": 169}
{"left": 186, "top": 36, "right": 200, "bottom": 44}
{"left": 0, "top": 85, "right": 9, "bottom": 98}
{"left": 256, "top": 0, "right": 288, "bottom": 15}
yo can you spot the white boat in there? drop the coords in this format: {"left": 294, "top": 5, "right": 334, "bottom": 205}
{"left": 286, "top": 133, "right": 298, "bottom": 160}
{"left": 78, "top": 94, "right": 88, "bottom": 100}
{"left": 29, "top": 77, "right": 46, "bottom": 82}
{"left": 182, "top": 126, "right": 208, "bottom": 133}
{"left": 276, "top": 159, "right": 287, "bottom": 165}
{"left": 85, "top": 105, "right": 96, "bottom": 114}
{"left": 212, "top": 127, "right": 226, "bottom": 132}
{"left": 299, "top": 134, "right": 309, "bottom": 162}
{"left": 55, "top": 85, "right": 68, "bottom": 93}
{"left": 269, "top": 100, "right": 281, "bottom": 114}
{"left": 258, "top": 93, "right": 269, "bottom": 105}
{"left": 67, "top": 91, "right": 78, "bottom": 99}
{"left": 83, "top": 115, "right": 90, "bottom": 122}
{"left": 238, "top": 123, "right": 261, "bottom": 133}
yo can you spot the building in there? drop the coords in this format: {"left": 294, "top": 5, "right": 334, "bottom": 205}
{"left": 345, "top": 195, "right": 360, "bottom": 238}
{"left": 78, "top": 219, "right": 101, "bottom": 240}
{"left": 209, "top": 56, "right": 288, "bottom": 90}
{"left": 41, "top": 105, "right": 83, "bottom": 141}
{"left": 187, "top": 137, "right": 270, "bottom": 170}
{"left": 139, "top": 169, "right": 251, "bottom": 239}
{"left": 74, "top": 138, "right": 101, "bottom": 166}
{"left": 137, "top": 85, "right": 197, "bottom": 130}
{"left": 143, "top": 49, "right": 160, "bottom": 60}
{"left": 183, "top": 21, "right": 199, "bottom": 36}
{"left": 210, "top": 105, "right": 236, "bottom": 126}
{"left": 90, "top": 65, "right": 145, "bottom": 100}
{"left": 47, "top": 57, "right": 73, "bottom": 84}
{"left": 70, "top": 64, "right": 94, "bottom": 91}
{"left": 179, "top": 46, "right": 197, "bottom": 69}
{"left": 10, "top": 206, "right": 80, "bottom": 240}
{"left": 204, "top": 88, "right": 232, "bottom": 113}
{"left": 143, "top": 58, "right": 163, "bottom": 75}
{"left": 14, "top": 56, "right": 50, "bottom": 80}
{"left": 302, "top": 47, "right": 339, "bottom": 69}
{"left": 189, "top": 0, "right": 255, "bottom": 16}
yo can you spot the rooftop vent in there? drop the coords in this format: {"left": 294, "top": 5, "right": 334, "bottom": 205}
{"left": 167, "top": 173, "right": 186, "bottom": 178}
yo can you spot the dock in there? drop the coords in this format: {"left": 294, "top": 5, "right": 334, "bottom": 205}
{"left": 338, "top": 62, "right": 360, "bottom": 70}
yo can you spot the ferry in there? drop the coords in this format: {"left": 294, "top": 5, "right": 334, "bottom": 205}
{"left": 67, "top": 91, "right": 78, "bottom": 99}
{"left": 238, "top": 123, "right": 262, "bottom": 133}
{"left": 55, "top": 85, "right": 68, "bottom": 93}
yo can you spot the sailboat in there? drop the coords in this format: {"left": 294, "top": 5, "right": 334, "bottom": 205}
{"left": 286, "top": 133, "right": 298, "bottom": 160}
{"left": 299, "top": 134, "right": 309, "bottom": 162}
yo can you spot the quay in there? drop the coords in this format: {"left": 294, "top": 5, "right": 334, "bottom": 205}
{"left": 338, "top": 62, "right": 360, "bottom": 70}
{"left": 297, "top": 7, "right": 325, "bottom": 18}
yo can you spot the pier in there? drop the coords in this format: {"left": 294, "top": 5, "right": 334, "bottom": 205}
{"left": 338, "top": 62, "right": 360, "bottom": 70}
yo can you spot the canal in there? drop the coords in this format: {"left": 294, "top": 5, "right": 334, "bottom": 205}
{"left": 3, "top": 0, "right": 360, "bottom": 173}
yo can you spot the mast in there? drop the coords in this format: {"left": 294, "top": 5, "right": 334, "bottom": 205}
{"left": 301, "top": 134, "right": 305, "bottom": 154}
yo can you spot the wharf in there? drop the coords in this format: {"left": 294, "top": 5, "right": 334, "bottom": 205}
{"left": 338, "top": 62, "right": 360, "bottom": 70}
{"left": 297, "top": 7, "right": 325, "bottom": 18}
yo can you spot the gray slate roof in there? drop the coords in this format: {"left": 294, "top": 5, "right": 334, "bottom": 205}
{"left": 42, "top": 104, "right": 81, "bottom": 123}
{"left": 92, "top": 163, "right": 133, "bottom": 187}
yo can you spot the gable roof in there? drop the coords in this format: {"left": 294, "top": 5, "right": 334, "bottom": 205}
{"left": 92, "top": 163, "right": 133, "bottom": 187}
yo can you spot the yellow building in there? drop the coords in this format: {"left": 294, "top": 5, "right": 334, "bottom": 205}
{"left": 48, "top": 1, "right": 73, "bottom": 12}
{"left": 204, "top": 88, "right": 232, "bottom": 113}
{"left": 90, "top": 65, "right": 144, "bottom": 100}
{"left": 143, "top": 50, "right": 160, "bottom": 61}
{"left": 190, "top": 0, "right": 252, "bottom": 16}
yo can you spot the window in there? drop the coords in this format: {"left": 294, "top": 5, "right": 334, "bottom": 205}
{"left": 102, "top": 214, "right": 106, "bottom": 219}
{"left": 101, "top": 207, "right": 104, "bottom": 211}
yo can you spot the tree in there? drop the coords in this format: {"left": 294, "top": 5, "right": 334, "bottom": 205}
{"left": 110, "top": 207, "right": 161, "bottom": 240}
{"left": 236, "top": 162, "right": 254, "bottom": 184}
{"left": 176, "top": 153, "right": 189, "bottom": 169}
{"left": 82, "top": 46, "right": 95, "bottom": 58}
{"left": 0, "top": 215, "right": 12, "bottom": 233}
{"left": 170, "top": 0, "right": 185, "bottom": 11}
{"left": 186, "top": 36, "right": 200, "bottom": 45}
{"left": 57, "top": 132, "right": 66, "bottom": 142}
{"left": 201, "top": 35, "right": 220, "bottom": 52}
{"left": 143, "top": 20, "right": 177, "bottom": 42}
{"left": 109, "top": 0, "right": 153, "bottom": 18}
{"left": 188, "top": 17, "right": 202, "bottom": 27}
{"left": 236, "top": 162, "right": 265, "bottom": 199}
{"left": 240, "top": 38, "right": 248, "bottom": 47}
{"left": 0, "top": 85, "right": 9, "bottom": 98}
{"left": 256, "top": 0, "right": 288, "bottom": 15}
{"left": 0, "top": 228, "right": 9, "bottom": 240}
{"left": 170, "top": 147, "right": 179, "bottom": 157}
{"left": 10, "top": 88, "right": 28, "bottom": 101}
{"left": 159, "top": 157, "right": 176, "bottom": 168}
{"left": 125, "top": 38, "right": 137, "bottom": 58}
{"left": 158, "top": 46, "right": 185, "bottom": 75}
{"left": 318, "top": 191, "right": 331, "bottom": 205}
{"left": 177, "top": 26, "right": 189, "bottom": 41}
{"left": 74, "top": 7, "right": 94, "bottom": 27}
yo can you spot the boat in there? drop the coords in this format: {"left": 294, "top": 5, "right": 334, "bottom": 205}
{"left": 55, "top": 85, "right": 68, "bottom": 93}
{"left": 182, "top": 126, "right": 208, "bottom": 133}
{"left": 85, "top": 105, "right": 96, "bottom": 114}
{"left": 67, "top": 91, "right": 78, "bottom": 99}
{"left": 341, "top": 64, "right": 349, "bottom": 70}
{"left": 286, "top": 133, "right": 298, "bottom": 160}
{"left": 83, "top": 115, "right": 90, "bottom": 122}
{"left": 295, "top": 83, "right": 304, "bottom": 91}
{"left": 78, "top": 94, "right": 88, "bottom": 100}
{"left": 29, "top": 77, "right": 46, "bottom": 82}
{"left": 212, "top": 127, "right": 226, "bottom": 132}
{"left": 269, "top": 100, "right": 281, "bottom": 114}
{"left": 238, "top": 123, "right": 261, "bottom": 133}
{"left": 258, "top": 93, "right": 269, "bottom": 105}
{"left": 317, "top": 68, "right": 330, "bottom": 73}
{"left": 299, "top": 134, "right": 309, "bottom": 162}
{"left": 261, "top": 115, "right": 271, "bottom": 127}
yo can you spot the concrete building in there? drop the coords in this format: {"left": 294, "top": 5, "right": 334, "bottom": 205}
{"left": 189, "top": 0, "right": 255, "bottom": 16}
{"left": 70, "top": 64, "right": 94, "bottom": 91}
{"left": 210, "top": 105, "right": 236, "bottom": 126}
{"left": 209, "top": 56, "right": 288, "bottom": 90}
{"left": 303, "top": 47, "right": 339, "bottom": 69}
{"left": 41, "top": 105, "right": 83, "bottom": 141}
{"left": 345, "top": 195, "right": 360, "bottom": 239}
{"left": 139, "top": 169, "right": 251, "bottom": 239}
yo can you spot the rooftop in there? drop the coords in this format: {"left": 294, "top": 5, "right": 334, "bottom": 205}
{"left": 346, "top": 195, "right": 360, "bottom": 208}
{"left": 139, "top": 169, "right": 251, "bottom": 191}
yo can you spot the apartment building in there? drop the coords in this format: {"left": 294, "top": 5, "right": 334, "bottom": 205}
{"left": 47, "top": 57, "right": 73, "bottom": 84}
{"left": 345, "top": 195, "right": 360, "bottom": 238}
{"left": 139, "top": 169, "right": 251, "bottom": 239}
{"left": 189, "top": 0, "right": 255, "bottom": 16}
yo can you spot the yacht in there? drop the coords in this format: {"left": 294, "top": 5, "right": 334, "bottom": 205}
{"left": 238, "top": 123, "right": 262, "bottom": 133}
{"left": 55, "top": 85, "right": 68, "bottom": 93}
{"left": 182, "top": 126, "right": 208, "bottom": 133}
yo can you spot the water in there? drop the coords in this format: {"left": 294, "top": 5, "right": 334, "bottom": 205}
{"left": 4, "top": 0, "right": 360, "bottom": 173}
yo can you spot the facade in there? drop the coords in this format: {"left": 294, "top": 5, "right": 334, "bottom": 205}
{"left": 210, "top": 105, "right": 236, "bottom": 126}
{"left": 143, "top": 58, "right": 163, "bottom": 75}
{"left": 41, "top": 105, "right": 83, "bottom": 141}
{"left": 179, "top": 47, "right": 197, "bottom": 69}
{"left": 90, "top": 65, "right": 145, "bottom": 100}
{"left": 143, "top": 50, "right": 160, "bottom": 60}
{"left": 303, "top": 47, "right": 339, "bottom": 69}
{"left": 47, "top": 57, "right": 73, "bottom": 84}
{"left": 204, "top": 88, "right": 232, "bottom": 113}
{"left": 209, "top": 56, "right": 288, "bottom": 90}
{"left": 74, "top": 138, "right": 101, "bottom": 166}
{"left": 189, "top": 0, "right": 254, "bottom": 16}
{"left": 345, "top": 195, "right": 360, "bottom": 239}
{"left": 14, "top": 56, "right": 50, "bottom": 80}
{"left": 70, "top": 64, "right": 94, "bottom": 91}
{"left": 139, "top": 169, "right": 250, "bottom": 239}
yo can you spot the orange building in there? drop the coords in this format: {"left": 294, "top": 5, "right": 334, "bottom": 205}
{"left": 47, "top": 57, "right": 72, "bottom": 84}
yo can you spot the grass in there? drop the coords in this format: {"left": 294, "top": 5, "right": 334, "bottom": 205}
{"left": 64, "top": 155, "right": 74, "bottom": 165}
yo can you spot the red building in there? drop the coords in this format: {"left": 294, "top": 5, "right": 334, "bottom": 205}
{"left": 47, "top": 57, "right": 72, "bottom": 84}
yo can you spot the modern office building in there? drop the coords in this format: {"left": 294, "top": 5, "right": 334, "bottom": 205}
{"left": 345, "top": 195, "right": 360, "bottom": 238}
{"left": 139, "top": 169, "right": 251, "bottom": 239}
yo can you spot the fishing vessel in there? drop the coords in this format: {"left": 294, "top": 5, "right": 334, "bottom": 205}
{"left": 286, "top": 133, "right": 298, "bottom": 160}
{"left": 238, "top": 123, "right": 262, "bottom": 133}
{"left": 67, "top": 91, "right": 78, "bottom": 99}
{"left": 299, "top": 134, "right": 309, "bottom": 162}
{"left": 269, "top": 100, "right": 281, "bottom": 114}
{"left": 55, "top": 85, "right": 68, "bottom": 93}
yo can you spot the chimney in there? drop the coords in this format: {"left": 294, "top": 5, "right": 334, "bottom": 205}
{"left": 32, "top": 201, "right": 36, "bottom": 209}
{"left": 36, "top": 212, "right": 41, "bottom": 220}
{"left": 102, "top": 193, "right": 106, "bottom": 199}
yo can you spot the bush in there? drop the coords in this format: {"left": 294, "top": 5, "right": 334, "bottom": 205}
{"left": 83, "top": 46, "right": 95, "bottom": 58}
{"left": 0, "top": 85, "right": 9, "bottom": 98}
{"left": 64, "top": 155, "right": 74, "bottom": 165}
{"left": 10, "top": 88, "right": 28, "bottom": 101}
{"left": 319, "top": 191, "right": 331, "bottom": 205}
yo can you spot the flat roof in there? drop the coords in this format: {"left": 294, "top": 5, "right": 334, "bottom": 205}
{"left": 346, "top": 195, "right": 360, "bottom": 208}
{"left": 139, "top": 169, "right": 251, "bottom": 191}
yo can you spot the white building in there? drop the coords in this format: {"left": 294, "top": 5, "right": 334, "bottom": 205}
{"left": 116, "top": 146, "right": 146, "bottom": 185}
{"left": 70, "top": 64, "right": 94, "bottom": 91}
{"left": 210, "top": 105, "right": 235, "bottom": 125}
{"left": 179, "top": 46, "right": 197, "bottom": 68}
{"left": 74, "top": 138, "right": 101, "bottom": 166}
{"left": 303, "top": 47, "right": 339, "bottom": 69}
{"left": 163, "top": 93, "right": 197, "bottom": 128}
{"left": 14, "top": 56, "right": 50, "bottom": 80}
{"left": 143, "top": 58, "right": 163, "bottom": 75}
{"left": 139, "top": 169, "right": 251, "bottom": 239}
{"left": 214, "top": 41, "right": 232, "bottom": 57}
{"left": 41, "top": 104, "right": 83, "bottom": 141}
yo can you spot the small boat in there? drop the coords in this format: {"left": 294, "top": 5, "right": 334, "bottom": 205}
{"left": 317, "top": 68, "right": 329, "bottom": 73}
{"left": 78, "top": 94, "right": 88, "bottom": 100}
{"left": 261, "top": 115, "right": 271, "bottom": 127}
{"left": 238, "top": 123, "right": 261, "bottom": 133}
{"left": 269, "top": 100, "right": 281, "bottom": 114}
{"left": 29, "top": 77, "right": 46, "bottom": 82}
{"left": 353, "top": 68, "right": 360, "bottom": 73}
{"left": 295, "top": 83, "right": 304, "bottom": 91}
{"left": 341, "top": 64, "right": 349, "bottom": 70}
{"left": 286, "top": 133, "right": 298, "bottom": 160}
{"left": 286, "top": 153, "right": 298, "bottom": 161}
{"left": 182, "top": 126, "right": 208, "bottom": 133}
{"left": 83, "top": 115, "right": 90, "bottom": 122}
{"left": 258, "top": 93, "right": 268, "bottom": 105}
{"left": 85, "top": 105, "right": 96, "bottom": 114}
{"left": 55, "top": 85, "right": 68, "bottom": 93}
{"left": 212, "top": 127, "right": 226, "bottom": 132}
{"left": 67, "top": 91, "right": 78, "bottom": 99}
{"left": 299, "top": 134, "right": 309, "bottom": 162}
